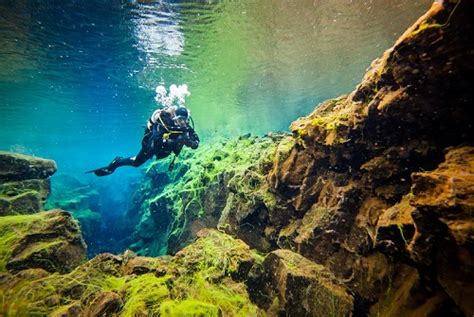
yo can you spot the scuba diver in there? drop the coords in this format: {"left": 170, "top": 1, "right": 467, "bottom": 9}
{"left": 88, "top": 105, "right": 199, "bottom": 176}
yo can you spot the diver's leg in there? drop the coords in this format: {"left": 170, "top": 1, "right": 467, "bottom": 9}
{"left": 129, "top": 146, "right": 153, "bottom": 167}
{"left": 110, "top": 147, "right": 152, "bottom": 169}
{"left": 91, "top": 147, "right": 152, "bottom": 176}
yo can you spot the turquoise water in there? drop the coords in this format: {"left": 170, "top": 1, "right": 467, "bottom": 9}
{"left": 0, "top": 0, "right": 431, "bottom": 173}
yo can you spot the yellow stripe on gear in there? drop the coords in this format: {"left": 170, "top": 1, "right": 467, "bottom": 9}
{"left": 163, "top": 131, "right": 183, "bottom": 140}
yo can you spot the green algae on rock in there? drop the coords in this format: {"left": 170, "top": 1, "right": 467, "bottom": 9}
{"left": 0, "top": 152, "right": 57, "bottom": 216}
{"left": 129, "top": 134, "right": 290, "bottom": 256}
{"left": 45, "top": 174, "right": 104, "bottom": 256}
{"left": 0, "top": 151, "right": 56, "bottom": 182}
{"left": 248, "top": 249, "right": 353, "bottom": 317}
{"left": 0, "top": 229, "right": 262, "bottom": 316}
{"left": 0, "top": 0, "right": 473, "bottom": 316}
{"left": 0, "top": 210, "right": 86, "bottom": 274}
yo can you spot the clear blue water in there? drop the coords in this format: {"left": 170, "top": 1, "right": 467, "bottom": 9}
{"left": 0, "top": 0, "right": 431, "bottom": 173}
{"left": 0, "top": 0, "right": 432, "bottom": 254}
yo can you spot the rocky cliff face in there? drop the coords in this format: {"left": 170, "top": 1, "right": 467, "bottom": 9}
{"left": 0, "top": 1, "right": 472, "bottom": 316}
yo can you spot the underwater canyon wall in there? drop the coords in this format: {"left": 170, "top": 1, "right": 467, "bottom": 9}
{"left": 0, "top": 0, "right": 472, "bottom": 316}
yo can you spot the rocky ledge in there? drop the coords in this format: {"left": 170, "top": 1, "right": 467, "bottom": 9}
{"left": 0, "top": 151, "right": 57, "bottom": 215}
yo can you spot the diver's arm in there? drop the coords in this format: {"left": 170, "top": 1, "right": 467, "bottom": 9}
{"left": 184, "top": 128, "right": 199, "bottom": 149}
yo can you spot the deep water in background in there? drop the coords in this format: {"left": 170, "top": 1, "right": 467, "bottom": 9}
{"left": 0, "top": 0, "right": 432, "bottom": 255}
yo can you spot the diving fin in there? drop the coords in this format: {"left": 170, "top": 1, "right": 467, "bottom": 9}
{"left": 85, "top": 166, "right": 113, "bottom": 177}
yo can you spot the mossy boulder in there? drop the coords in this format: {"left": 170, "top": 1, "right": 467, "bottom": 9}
{"left": 0, "top": 152, "right": 57, "bottom": 215}
{"left": 0, "top": 229, "right": 262, "bottom": 316}
{"left": 0, "top": 210, "right": 86, "bottom": 274}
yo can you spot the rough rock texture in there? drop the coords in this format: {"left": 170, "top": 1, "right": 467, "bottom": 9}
{"left": 376, "top": 146, "right": 474, "bottom": 315}
{"left": 46, "top": 174, "right": 101, "bottom": 212}
{"left": 46, "top": 173, "right": 137, "bottom": 257}
{"left": 128, "top": 1, "right": 473, "bottom": 315}
{"left": 128, "top": 135, "right": 285, "bottom": 256}
{"left": 248, "top": 249, "right": 353, "bottom": 317}
{"left": 0, "top": 151, "right": 57, "bottom": 182}
{"left": 0, "top": 210, "right": 87, "bottom": 274}
{"left": 0, "top": 229, "right": 262, "bottom": 316}
{"left": 0, "top": 152, "right": 57, "bottom": 215}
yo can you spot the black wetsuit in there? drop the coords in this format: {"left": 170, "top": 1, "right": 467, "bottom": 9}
{"left": 89, "top": 112, "right": 199, "bottom": 176}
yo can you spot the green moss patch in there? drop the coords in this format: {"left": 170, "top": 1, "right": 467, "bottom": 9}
{"left": 0, "top": 213, "right": 42, "bottom": 271}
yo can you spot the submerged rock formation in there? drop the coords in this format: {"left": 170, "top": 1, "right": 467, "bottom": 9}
{"left": 0, "top": 151, "right": 56, "bottom": 215}
{"left": 0, "top": 0, "right": 473, "bottom": 316}
{"left": 128, "top": 135, "right": 283, "bottom": 255}
{"left": 128, "top": 1, "right": 473, "bottom": 315}
{"left": 0, "top": 210, "right": 87, "bottom": 274}
{"left": 46, "top": 174, "right": 103, "bottom": 255}
{"left": 0, "top": 229, "right": 261, "bottom": 316}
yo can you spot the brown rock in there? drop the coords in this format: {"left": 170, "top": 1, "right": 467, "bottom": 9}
{"left": 0, "top": 151, "right": 57, "bottom": 182}
{"left": 83, "top": 291, "right": 122, "bottom": 317}
{"left": 123, "top": 256, "right": 159, "bottom": 275}
{"left": 408, "top": 146, "right": 474, "bottom": 315}
{"left": 174, "top": 229, "right": 256, "bottom": 282}
{"left": 247, "top": 249, "right": 353, "bottom": 316}
{"left": 50, "top": 302, "right": 82, "bottom": 317}
{"left": 5, "top": 210, "right": 87, "bottom": 273}
{"left": 375, "top": 196, "right": 416, "bottom": 258}
{"left": 370, "top": 265, "right": 453, "bottom": 317}
{"left": 0, "top": 179, "right": 51, "bottom": 215}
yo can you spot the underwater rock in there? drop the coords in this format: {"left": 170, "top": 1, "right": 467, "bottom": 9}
{"left": 129, "top": 135, "right": 286, "bottom": 255}
{"left": 45, "top": 173, "right": 135, "bottom": 258}
{"left": 0, "top": 210, "right": 86, "bottom": 274}
{"left": 247, "top": 249, "right": 353, "bottom": 316}
{"left": 409, "top": 146, "right": 474, "bottom": 315}
{"left": 45, "top": 174, "right": 102, "bottom": 247}
{"left": 261, "top": 0, "right": 473, "bottom": 314}
{"left": 82, "top": 291, "right": 122, "bottom": 317}
{"left": 0, "top": 152, "right": 57, "bottom": 215}
{"left": 375, "top": 147, "right": 474, "bottom": 316}
{"left": 46, "top": 174, "right": 100, "bottom": 212}
{"left": 0, "top": 151, "right": 57, "bottom": 182}
{"left": 0, "top": 229, "right": 261, "bottom": 316}
{"left": 368, "top": 264, "right": 456, "bottom": 317}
